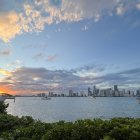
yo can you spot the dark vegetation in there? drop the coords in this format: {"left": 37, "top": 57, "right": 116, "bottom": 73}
{"left": 0, "top": 101, "right": 9, "bottom": 114}
{"left": 0, "top": 101, "right": 140, "bottom": 140}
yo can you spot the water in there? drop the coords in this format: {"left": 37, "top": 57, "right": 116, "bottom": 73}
{"left": 6, "top": 97, "right": 140, "bottom": 123}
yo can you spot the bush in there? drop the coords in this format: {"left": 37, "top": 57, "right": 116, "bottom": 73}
{"left": 0, "top": 115, "right": 140, "bottom": 140}
{"left": 0, "top": 101, "right": 9, "bottom": 114}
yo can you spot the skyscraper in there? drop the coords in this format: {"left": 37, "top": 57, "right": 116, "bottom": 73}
{"left": 114, "top": 85, "right": 118, "bottom": 91}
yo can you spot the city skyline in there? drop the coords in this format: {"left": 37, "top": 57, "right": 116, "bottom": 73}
{"left": 0, "top": 0, "right": 140, "bottom": 94}
{"left": 31, "top": 85, "right": 140, "bottom": 97}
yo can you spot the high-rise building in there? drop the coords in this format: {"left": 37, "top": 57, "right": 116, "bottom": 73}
{"left": 93, "top": 86, "right": 96, "bottom": 91}
{"left": 114, "top": 85, "right": 118, "bottom": 91}
{"left": 69, "top": 90, "right": 73, "bottom": 96}
{"left": 136, "top": 90, "right": 140, "bottom": 96}
{"left": 88, "top": 87, "right": 92, "bottom": 96}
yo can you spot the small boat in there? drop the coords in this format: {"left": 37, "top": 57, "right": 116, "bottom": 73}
{"left": 89, "top": 96, "right": 96, "bottom": 99}
{"left": 41, "top": 96, "right": 51, "bottom": 100}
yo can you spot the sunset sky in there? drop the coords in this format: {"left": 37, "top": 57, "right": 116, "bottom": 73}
{"left": 0, "top": 0, "right": 140, "bottom": 94}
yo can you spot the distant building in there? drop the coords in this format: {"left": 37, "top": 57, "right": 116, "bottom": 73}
{"left": 69, "top": 90, "right": 73, "bottom": 96}
{"left": 88, "top": 87, "right": 92, "bottom": 96}
{"left": 93, "top": 86, "right": 96, "bottom": 96}
{"left": 80, "top": 91, "right": 86, "bottom": 97}
{"left": 41, "top": 93, "right": 46, "bottom": 97}
{"left": 49, "top": 92, "right": 54, "bottom": 97}
{"left": 37, "top": 93, "right": 46, "bottom": 97}
{"left": 61, "top": 93, "right": 65, "bottom": 97}
{"left": 114, "top": 85, "right": 118, "bottom": 91}
{"left": 136, "top": 90, "right": 140, "bottom": 96}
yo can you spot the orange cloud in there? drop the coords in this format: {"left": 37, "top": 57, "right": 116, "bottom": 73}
{"left": 0, "top": 11, "right": 21, "bottom": 42}
{"left": 0, "top": 69, "right": 11, "bottom": 76}
{"left": 0, "top": 85, "right": 17, "bottom": 95}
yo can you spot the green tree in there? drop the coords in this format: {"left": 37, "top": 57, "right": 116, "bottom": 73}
{"left": 0, "top": 101, "right": 9, "bottom": 114}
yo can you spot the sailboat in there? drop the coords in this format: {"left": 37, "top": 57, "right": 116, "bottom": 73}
{"left": 41, "top": 96, "right": 51, "bottom": 100}
{"left": 89, "top": 95, "right": 96, "bottom": 99}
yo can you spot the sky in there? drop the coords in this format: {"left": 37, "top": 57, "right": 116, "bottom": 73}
{"left": 0, "top": 0, "right": 140, "bottom": 95}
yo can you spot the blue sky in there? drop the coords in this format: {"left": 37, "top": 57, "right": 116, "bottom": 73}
{"left": 0, "top": 0, "right": 140, "bottom": 94}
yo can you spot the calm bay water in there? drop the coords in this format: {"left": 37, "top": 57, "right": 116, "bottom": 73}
{"left": 6, "top": 97, "right": 140, "bottom": 122}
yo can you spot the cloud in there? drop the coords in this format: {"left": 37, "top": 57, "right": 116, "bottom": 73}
{"left": 0, "top": 67, "right": 82, "bottom": 94}
{"left": 34, "top": 0, "right": 140, "bottom": 24}
{"left": 1, "top": 66, "right": 140, "bottom": 94}
{"left": 0, "top": 4, "right": 46, "bottom": 42}
{"left": 82, "top": 25, "right": 88, "bottom": 31}
{"left": 136, "top": 3, "right": 140, "bottom": 10}
{"left": 72, "top": 64, "right": 105, "bottom": 78}
{"left": 0, "top": 69, "right": 11, "bottom": 76}
{"left": 116, "top": 4, "right": 126, "bottom": 16}
{"left": 46, "top": 54, "right": 57, "bottom": 62}
{"left": 0, "top": 48, "right": 12, "bottom": 56}
{"left": 33, "top": 53, "right": 46, "bottom": 61}
{"left": 95, "top": 67, "right": 140, "bottom": 88}
{"left": 0, "top": 0, "right": 139, "bottom": 42}
{"left": 32, "top": 53, "right": 57, "bottom": 62}
{"left": 35, "top": 0, "right": 119, "bottom": 23}
{"left": 0, "top": 11, "right": 21, "bottom": 42}
{"left": 6, "top": 60, "right": 23, "bottom": 68}
{"left": 19, "top": 4, "right": 46, "bottom": 32}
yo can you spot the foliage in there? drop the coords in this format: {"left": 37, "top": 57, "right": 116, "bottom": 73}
{"left": 0, "top": 115, "right": 140, "bottom": 140}
{"left": 0, "top": 101, "right": 9, "bottom": 114}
